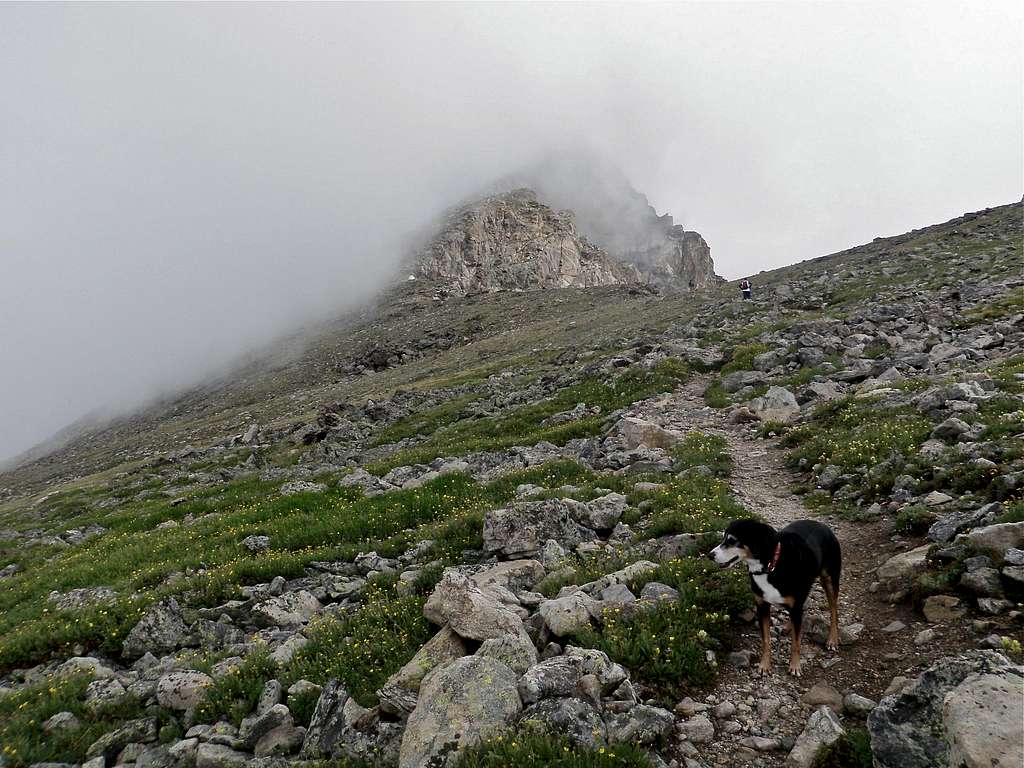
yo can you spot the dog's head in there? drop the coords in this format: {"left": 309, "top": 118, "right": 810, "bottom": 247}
{"left": 708, "top": 519, "right": 776, "bottom": 569}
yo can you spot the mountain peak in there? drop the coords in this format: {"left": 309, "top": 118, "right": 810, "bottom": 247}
{"left": 414, "top": 185, "right": 718, "bottom": 296}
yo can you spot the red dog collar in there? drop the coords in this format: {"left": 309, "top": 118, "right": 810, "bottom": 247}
{"left": 767, "top": 543, "right": 782, "bottom": 573}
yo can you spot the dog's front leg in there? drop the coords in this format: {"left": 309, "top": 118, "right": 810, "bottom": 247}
{"left": 788, "top": 603, "right": 804, "bottom": 677}
{"left": 756, "top": 598, "right": 772, "bottom": 675}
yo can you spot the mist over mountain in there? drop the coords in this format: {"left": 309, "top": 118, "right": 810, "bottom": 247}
{"left": 1, "top": 2, "right": 1021, "bottom": 465}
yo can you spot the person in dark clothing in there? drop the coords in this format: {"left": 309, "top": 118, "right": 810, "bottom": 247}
{"left": 740, "top": 278, "right": 752, "bottom": 300}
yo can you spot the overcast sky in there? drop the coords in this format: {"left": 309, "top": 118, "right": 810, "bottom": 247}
{"left": 1, "top": 2, "right": 1021, "bottom": 464}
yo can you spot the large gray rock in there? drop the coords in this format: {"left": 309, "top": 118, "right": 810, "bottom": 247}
{"left": 423, "top": 569, "right": 524, "bottom": 640}
{"left": 749, "top": 386, "right": 800, "bottom": 424}
{"left": 538, "top": 591, "right": 599, "bottom": 636}
{"left": 518, "top": 655, "right": 585, "bottom": 704}
{"left": 195, "top": 743, "right": 250, "bottom": 768}
{"left": 868, "top": 651, "right": 1023, "bottom": 768}
{"left": 377, "top": 626, "right": 469, "bottom": 716}
{"left": 122, "top": 599, "right": 193, "bottom": 658}
{"left": 300, "top": 680, "right": 401, "bottom": 762}
{"left": 468, "top": 560, "right": 546, "bottom": 594}
{"left": 944, "top": 672, "right": 1023, "bottom": 768}
{"left": 86, "top": 718, "right": 158, "bottom": 760}
{"left": 566, "top": 493, "right": 628, "bottom": 530}
{"left": 605, "top": 704, "right": 675, "bottom": 745}
{"left": 156, "top": 671, "right": 214, "bottom": 711}
{"left": 238, "top": 703, "right": 293, "bottom": 750}
{"left": 399, "top": 656, "right": 522, "bottom": 768}
{"left": 251, "top": 590, "right": 322, "bottom": 628}
{"left": 966, "top": 522, "right": 1024, "bottom": 565}
{"left": 475, "top": 629, "right": 538, "bottom": 675}
{"left": 786, "top": 706, "right": 845, "bottom": 767}
{"left": 415, "top": 189, "right": 646, "bottom": 296}
{"left": 520, "top": 697, "right": 607, "bottom": 747}
{"left": 928, "top": 504, "right": 999, "bottom": 543}
{"left": 483, "top": 499, "right": 597, "bottom": 559}
{"left": 876, "top": 545, "right": 930, "bottom": 600}
{"left": 614, "top": 417, "right": 681, "bottom": 450}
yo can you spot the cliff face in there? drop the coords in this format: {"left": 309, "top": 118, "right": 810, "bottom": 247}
{"left": 622, "top": 221, "right": 718, "bottom": 290}
{"left": 415, "top": 189, "right": 641, "bottom": 295}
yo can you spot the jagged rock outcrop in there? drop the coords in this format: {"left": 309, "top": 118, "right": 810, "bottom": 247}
{"left": 416, "top": 189, "right": 640, "bottom": 295}
{"left": 618, "top": 216, "right": 718, "bottom": 290}
{"left": 415, "top": 187, "right": 718, "bottom": 295}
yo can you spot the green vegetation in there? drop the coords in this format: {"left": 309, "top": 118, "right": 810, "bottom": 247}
{"left": 367, "top": 359, "right": 690, "bottom": 474}
{"left": 892, "top": 505, "right": 936, "bottom": 534}
{"left": 0, "top": 672, "right": 153, "bottom": 767}
{"left": 720, "top": 343, "right": 772, "bottom": 376}
{"left": 703, "top": 381, "right": 730, "bottom": 409}
{"left": 810, "top": 728, "right": 873, "bottom": 768}
{"left": 993, "top": 500, "right": 1024, "bottom": 525}
{"left": 284, "top": 585, "right": 432, "bottom": 708}
{"left": 671, "top": 432, "right": 732, "bottom": 477}
{"left": 194, "top": 651, "right": 277, "bottom": 726}
{"left": 0, "top": 460, "right": 603, "bottom": 675}
{"left": 574, "top": 558, "right": 748, "bottom": 701}
{"left": 641, "top": 474, "right": 747, "bottom": 539}
{"left": 456, "top": 733, "right": 655, "bottom": 768}
{"left": 781, "top": 398, "right": 931, "bottom": 498}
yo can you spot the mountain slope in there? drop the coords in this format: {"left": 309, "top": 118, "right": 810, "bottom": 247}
{"left": 0, "top": 200, "right": 1020, "bottom": 768}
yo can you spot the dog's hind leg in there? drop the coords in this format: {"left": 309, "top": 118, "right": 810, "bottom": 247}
{"left": 820, "top": 571, "right": 840, "bottom": 651}
{"left": 756, "top": 598, "right": 772, "bottom": 675}
{"left": 787, "top": 602, "right": 804, "bottom": 677}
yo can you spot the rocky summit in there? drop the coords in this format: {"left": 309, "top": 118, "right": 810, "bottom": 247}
{"left": 414, "top": 187, "right": 717, "bottom": 296}
{"left": 0, "top": 198, "right": 1022, "bottom": 768}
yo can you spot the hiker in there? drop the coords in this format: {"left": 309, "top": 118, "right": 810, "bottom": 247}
{"left": 740, "top": 278, "right": 752, "bottom": 300}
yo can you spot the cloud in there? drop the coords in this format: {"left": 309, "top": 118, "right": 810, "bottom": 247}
{"left": 1, "top": 2, "right": 1021, "bottom": 462}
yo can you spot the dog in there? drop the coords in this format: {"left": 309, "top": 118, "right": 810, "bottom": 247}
{"left": 708, "top": 518, "right": 841, "bottom": 677}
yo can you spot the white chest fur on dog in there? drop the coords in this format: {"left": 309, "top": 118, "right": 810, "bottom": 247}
{"left": 749, "top": 566, "right": 787, "bottom": 606}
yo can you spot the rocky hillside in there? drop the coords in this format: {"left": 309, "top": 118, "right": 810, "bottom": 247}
{"left": 414, "top": 187, "right": 717, "bottom": 296}
{"left": 0, "top": 200, "right": 1021, "bottom": 768}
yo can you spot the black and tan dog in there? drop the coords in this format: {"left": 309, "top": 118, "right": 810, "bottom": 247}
{"left": 709, "top": 519, "right": 841, "bottom": 676}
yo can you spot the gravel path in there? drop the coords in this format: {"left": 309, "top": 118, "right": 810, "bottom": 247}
{"left": 629, "top": 375, "right": 989, "bottom": 766}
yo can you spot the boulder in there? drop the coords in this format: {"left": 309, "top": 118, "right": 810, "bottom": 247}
{"left": 520, "top": 697, "right": 607, "bottom": 747}
{"left": 195, "top": 743, "right": 250, "bottom": 768}
{"left": 475, "top": 629, "right": 538, "bottom": 675}
{"left": 876, "top": 545, "right": 930, "bottom": 600}
{"left": 122, "top": 599, "right": 192, "bottom": 658}
{"left": 423, "top": 569, "right": 524, "bottom": 640}
{"left": 518, "top": 655, "right": 585, "bottom": 704}
{"left": 615, "top": 417, "right": 681, "bottom": 450}
{"left": 539, "top": 592, "right": 599, "bottom": 636}
{"left": 86, "top": 718, "right": 158, "bottom": 760}
{"left": 468, "top": 560, "right": 546, "bottom": 594}
{"left": 483, "top": 500, "right": 598, "bottom": 558}
{"left": 966, "top": 522, "right": 1024, "bottom": 565}
{"left": 605, "top": 704, "right": 674, "bottom": 745}
{"left": 239, "top": 703, "right": 293, "bottom": 750}
{"left": 251, "top": 590, "right": 322, "bottom": 628}
{"left": 566, "top": 493, "right": 627, "bottom": 530}
{"left": 377, "top": 626, "right": 469, "bottom": 716}
{"left": 787, "top": 706, "right": 845, "bottom": 767}
{"left": 749, "top": 386, "right": 800, "bottom": 424}
{"left": 156, "top": 671, "right": 213, "bottom": 711}
{"left": 678, "top": 713, "right": 715, "bottom": 744}
{"left": 398, "top": 656, "right": 522, "bottom": 768}
{"left": 299, "top": 680, "right": 349, "bottom": 758}
{"left": 254, "top": 723, "right": 306, "bottom": 757}
{"left": 944, "top": 671, "right": 1024, "bottom": 768}
{"left": 922, "top": 595, "right": 967, "bottom": 623}
{"left": 868, "top": 651, "right": 1023, "bottom": 768}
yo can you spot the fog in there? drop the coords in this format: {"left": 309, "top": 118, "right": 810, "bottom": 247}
{"left": 1, "top": 2, "right": 1021, "bottom": 464}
